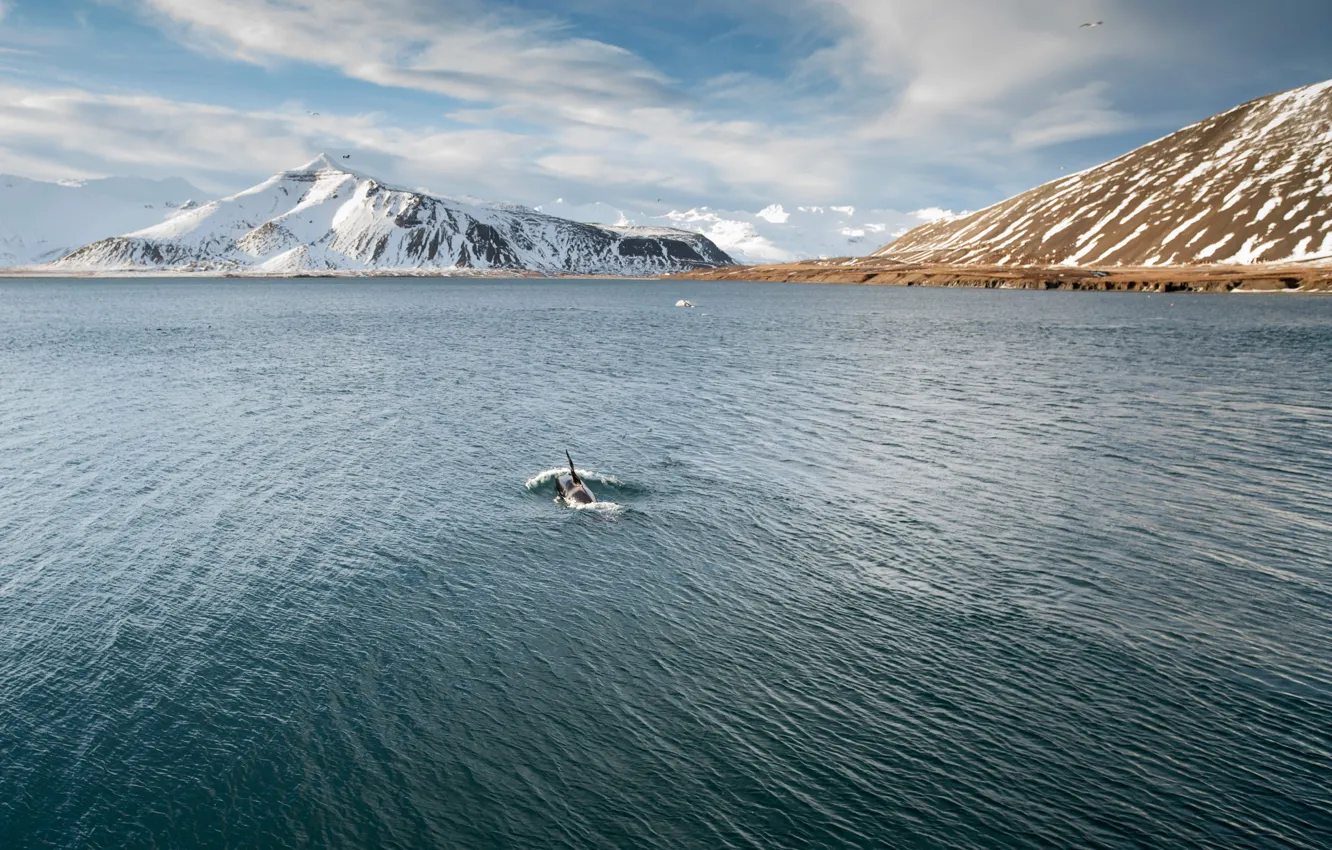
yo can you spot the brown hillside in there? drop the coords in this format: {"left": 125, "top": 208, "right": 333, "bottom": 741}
{"left": 872, "top": 80, "right": 1332, "bottom": 268}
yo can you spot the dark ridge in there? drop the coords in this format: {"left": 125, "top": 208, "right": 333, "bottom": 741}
{"left": 616, "top": 238, "right": 661, "bottom": 259}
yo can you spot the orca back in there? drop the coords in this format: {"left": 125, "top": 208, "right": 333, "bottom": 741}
{"left": 557, "top": 474, "right": 595, "bottom": 504}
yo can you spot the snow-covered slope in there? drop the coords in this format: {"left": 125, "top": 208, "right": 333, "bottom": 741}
{"left": 55, "top": 156, "right": 733, "bottom": 275}
{"left": 0, "top": 174, "right": 202, "bottom": 266}
{"left": 873, "top": 80, "right": 1332, "bottom": 267}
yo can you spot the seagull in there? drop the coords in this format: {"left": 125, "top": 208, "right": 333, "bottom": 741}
{"left": 1080, "top": 21, "right": 1103, "bottom": 28}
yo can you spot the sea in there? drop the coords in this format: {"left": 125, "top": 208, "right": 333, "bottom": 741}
{"left": 1, "top": 278, "right": 1329, "bottom": 849}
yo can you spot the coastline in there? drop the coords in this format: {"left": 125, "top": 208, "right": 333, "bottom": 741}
{"left": 665, "top": 259, "right": 1332, "bottom": 293}
{"left": 4, "top": 262, "right": 1329, "bottom": 293}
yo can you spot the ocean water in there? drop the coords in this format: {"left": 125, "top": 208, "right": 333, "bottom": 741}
{"left": 1, "top": 279, "right": 1329, "bottom": 849}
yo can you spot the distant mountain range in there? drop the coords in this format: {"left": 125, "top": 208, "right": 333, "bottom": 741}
{"left": 48, "top": 156, "right": 733, "bottom": 276}
{"left": 871, "top": 79, "right": 1332, "bottom": 267}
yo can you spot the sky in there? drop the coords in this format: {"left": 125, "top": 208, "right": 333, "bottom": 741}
{"left": 1, "top": 0, "right": 1330, "bottom": 219}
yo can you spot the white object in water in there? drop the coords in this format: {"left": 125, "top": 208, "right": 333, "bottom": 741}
{"left": 675, "top": 299, "right": 696, "bottom": 308}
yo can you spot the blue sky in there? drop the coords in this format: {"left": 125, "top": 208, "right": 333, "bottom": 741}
{"left": 0, "top": 0, "right": 1329, "bottom": 215}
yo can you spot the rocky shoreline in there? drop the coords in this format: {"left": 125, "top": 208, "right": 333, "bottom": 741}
{"left": 666, "top": 258, "right": 1332, "bottom": 293}
{"left": 6, "top": 259, "right": 1330, "bottom": 292}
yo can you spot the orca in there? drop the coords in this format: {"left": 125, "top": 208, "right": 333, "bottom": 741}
{"left": 555, "top": 451, "right": 596, "bottom": 505}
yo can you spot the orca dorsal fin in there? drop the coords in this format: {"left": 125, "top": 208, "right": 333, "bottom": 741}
{"left": 565, "top": 450, "right": 581, "bottom": 485}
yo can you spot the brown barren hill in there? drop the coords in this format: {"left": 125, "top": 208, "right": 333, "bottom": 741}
{"left": 874, "top": 80, "right": 1332, "bottom": 267}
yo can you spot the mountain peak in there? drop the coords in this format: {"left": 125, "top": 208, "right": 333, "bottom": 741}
{"left": 291, "top": 153, "right": 344, "bottom": 174}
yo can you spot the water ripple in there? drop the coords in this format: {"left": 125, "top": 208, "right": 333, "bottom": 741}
{"left": 1, "top": 280, "right": 1330, "bottom": 848}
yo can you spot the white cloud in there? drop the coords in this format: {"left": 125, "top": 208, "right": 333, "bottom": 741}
{"left": 756, "top": 204, "right": 790, "bottom": 224}
{"left": 0, "top": 0, "right": 1257, "bottom": 220}
{"left": 136, "top": 0, "right": 674, "bottom": 110}
{"left": 121, "top": 0, "right": 1173, "bottom": 211}
{"left": 0, "top": 82, "right": 542, "bottom": 194}
{"left": 813, "top": 0, "right": 1164, "bottom": 135}
{"left": 911, "top": 207, "right": 969, "bottom": 224}
{"left": 0, "top": 77, "right": 847, "bottom": 216}
{"left": 1011, "top": 82, "right": 1139, "bottom": 149}
{"left": 118, "top": 0, "right": 855, "bottom": 204}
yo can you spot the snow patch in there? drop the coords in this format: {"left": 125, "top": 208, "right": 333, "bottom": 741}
{"left": 910, "top": 207, "right": 968, "bottom": 224}
{"left": 1196, "top": 234, "right": 1235, "bottom": 260}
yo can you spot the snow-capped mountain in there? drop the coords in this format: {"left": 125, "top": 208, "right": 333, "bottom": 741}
{"left": 54, "top": 156, "right": 733, "bottom": 275}
{"left": 873, "top": 79, "right": 1332, "bottom": 267}
{"left": 0, "top": 174, "right": 202, "bottom": 266}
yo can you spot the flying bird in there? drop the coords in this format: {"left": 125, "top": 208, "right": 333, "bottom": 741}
{"left": 1080, "top": 21, "right": 1103, "bottom": 28}
{"left": 342, "top": 154, "right": 351, "bottom": 159}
